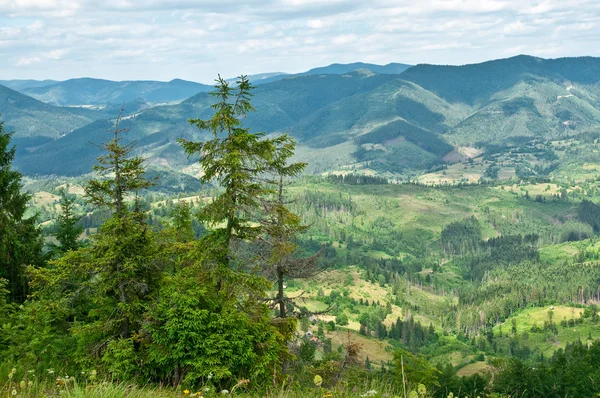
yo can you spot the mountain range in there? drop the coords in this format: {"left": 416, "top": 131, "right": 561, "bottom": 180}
{"left": 2, "top": 55, "right": 600, "bottom": 177}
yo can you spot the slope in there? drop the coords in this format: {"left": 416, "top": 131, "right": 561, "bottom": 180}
{"left": 0, "top": 84, "right": 107, "bottom": 150}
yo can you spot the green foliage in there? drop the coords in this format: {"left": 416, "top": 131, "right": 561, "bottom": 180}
{"left": 440, "top": 217, "right": 481, "bottom": 255}
{"left": 578, "top": 199, "right": 600, "bottom": 232}
{"left": 50, "top": 188, "right": 84, "bottom": 256}
{"left": 298, "top": 338, "right": 316, "bottom": 364}
{"left": 0, "top": 120, "right": 44, "bottom": 302}
{"left": 336, "top": 313, "right": 349, "bottom": 326}
{"left": 147, "top": 271, "right": 283, "bottom": 387}
{"left": 85, "top": 107, "right": 155, "bottom": 216}
{"left": 170, "top": 201, "right": 195, "bottom": 242}
{"left": 393, "top": 349, "right": 440, "bottom": 388}
{"left": 179, "top": 75, "right": 303, "bottom": 254}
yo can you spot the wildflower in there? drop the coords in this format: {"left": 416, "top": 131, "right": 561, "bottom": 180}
{"left": 19, "top": 380, "right": 25, "bottom": 389}
{"left": 220, "top": 389, "right": 229, "bottom": 394}
{"left": 417, "top": 384, "right": 427, "bottom": 396}
{"left": 409, "top": 391, "right": 419, "bottom": 398}
{"left": 27, "top": 381, "right": 33, "bottom": 387}
{"left": 47, "top": 369, "right": 55, "bottom": 375}
{"left": 207, "top": 372, "right": 213, "bottom": 380}
{"left": 11, "top": 389, "right": 17, "bottom": 396}
{"left": 313, "top": 375, "right": 323, "bottom": 387}
{"left": 184, "top": 390, "right": 190, "bottom": 395}
{"left": 361, "top": 391, "right": 378, "bottom": 397}
{"left": 323, "top": 393, "right": 332, "bottom": 398}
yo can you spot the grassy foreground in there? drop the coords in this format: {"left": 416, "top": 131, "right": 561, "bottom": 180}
{"left": 1, "top": 379, "right": 404, "bottom": 398}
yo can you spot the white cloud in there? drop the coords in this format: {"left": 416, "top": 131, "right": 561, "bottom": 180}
{"left": 503, "top": 21, "right": 537, "bottom": 35}
{"left": 0, "top": 0, "right": 599, "bottom": 81}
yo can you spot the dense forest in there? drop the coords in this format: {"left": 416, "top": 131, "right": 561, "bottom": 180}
{"left": 3, "top": 77, "right": 600, "bottom": 398}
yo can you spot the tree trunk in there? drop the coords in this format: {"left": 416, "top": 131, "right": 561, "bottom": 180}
{"left": 277, "top": 266, "right": 286, "bottom": 318}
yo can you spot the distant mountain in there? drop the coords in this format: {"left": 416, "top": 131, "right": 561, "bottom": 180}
{"left": 400, "top": 55, "right": 600, "bottom": 105}
{"left": 15, "top": 72, "right": 400, "bottom": 175}
{"left": 249, "top": 62, "right": 412, "bottom": 84}
{"left": 301, "top": 62, "right": 412, "bottom": 76}
{"left": 18, "top": 78, "right": 212, "bottom": 106}
{"left": 227, "top": 72, "right": 289, "bottom": 85}
{"left": 0, "top": 79, "right": 60, "bottom": 91}
{"left": 400, "top": 55, "right": 600, "bottom": 147}
{"left": 0, "top": 84, "right": 109, "bottom": 152}
{"left": 12, "top": 55, "right": 600, "bottom": 177}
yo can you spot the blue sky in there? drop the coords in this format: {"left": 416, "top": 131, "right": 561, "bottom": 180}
{"left": 1, "top": 0, "right": 600, "bottom": 83}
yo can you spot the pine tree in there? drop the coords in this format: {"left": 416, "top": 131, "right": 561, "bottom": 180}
{"left": 34, "top": 107, "right": 160, "bottom": 352}
{"left": 144, "top": 75, "right": 299, "bottom": 386}
{"left": 81, "top": 107, "right": 158, "bottom": 340}
{"left": 85, "top": 105, "right": 154, "bottom": 217}
{"left": 50, "top": 188, "right": 83, "bottom": 256}
{"left": 0, "top": 120, "right": 43, "bottom": 302}
{"left": 178, "top": 75, "right": 300, "bottom": 268}
{"left": 170, "top": 200, "right": 195, "bottom": 243}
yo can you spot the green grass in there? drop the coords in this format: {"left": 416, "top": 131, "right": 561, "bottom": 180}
{"left": 491, "top": 306, "right": 600, "bottom": 356}
{"left": 1, "top": 378, "right": 407, "bottom": 398}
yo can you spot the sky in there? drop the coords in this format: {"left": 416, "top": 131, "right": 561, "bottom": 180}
{"left": 1, "top": 0, "right": 600, "bottom": 83}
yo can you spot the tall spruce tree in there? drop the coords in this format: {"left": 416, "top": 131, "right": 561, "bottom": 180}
{"left": 178, "top": 75, "right": 302, "bottom": 268}
{"left": 31, "top": 106, "right": 161, "bottom": 367}
{"left": 82, "top": 106, "right": 158, "bottom": 341}
{"left": 147, "top": 75, "right": 301, "bottom": 386}
{"left": 0, "top": 120, "right": 43, "bottom": 302}
{"left": 85, "top": 105, "right": 154, "bottom": 217}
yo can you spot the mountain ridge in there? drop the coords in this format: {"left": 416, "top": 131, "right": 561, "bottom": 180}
{"left": 7, "top": 55, "right": 600, "bottom": 177}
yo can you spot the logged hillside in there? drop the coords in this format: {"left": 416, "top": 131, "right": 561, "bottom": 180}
{"left": 9, "top": 55, "right": 600, "bottom": 177}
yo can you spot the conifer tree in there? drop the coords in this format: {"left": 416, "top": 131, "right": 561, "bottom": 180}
{"left": 148, "top": 75, "right": 301, "bottom": 386}
{"left": 0, "top": 120, "right": 43, "bottom": 302}
{"left": 85, "top": 105, "right": 154, "bottom": 217}
{"left": 179, "top": 75, "right": 301, "bottom": 268}
{"left": 34, "top": 107, "right": 160, "bottom": 355}
{"left": 261, "top": 174, "right": 321, "bottom": 318}
{"left": 80, "top": 106, "right": 158, "bottom": 340}
{"left": 50, "top": 188, "right": 83, "bottom": 256}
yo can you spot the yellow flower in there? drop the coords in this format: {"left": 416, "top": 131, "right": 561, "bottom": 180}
{"left": 313, "top": 375, "right": 323, "bottom": 387}
{"left": 184, "top": 390, "right": 190, "bottom": 395}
